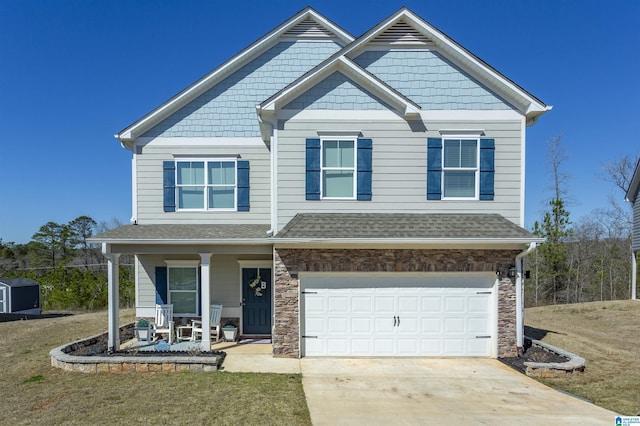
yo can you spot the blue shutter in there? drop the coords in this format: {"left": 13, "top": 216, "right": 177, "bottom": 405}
{"left": 427, "top": 138, "right": 442, "bottom": 200}
{"left": 155, "top": 267, "right": 168, "bottom": 305}
{"left": 237, "top": 160, "right": 250, "bottom": 211}
{"left": 305, "top": 138, "right": 321, "bottom": 200}
{"left": 479, "top": 138, "right": 495, "bottom": 201}
{"left": 163, "top": 161, "right": 176, "bottom": 212}
{"left": 357, "top": 138, "right": 372, "bottom": 201}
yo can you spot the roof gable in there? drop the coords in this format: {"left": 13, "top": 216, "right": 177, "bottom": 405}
{"left": 341, "top": 7, "right": 550, "bottom": 121}
{"left": 626, "top": 159, "right": 640, "bottom": 203}
{"left": 116, "top": 7, "right": 354, "bottom": 146}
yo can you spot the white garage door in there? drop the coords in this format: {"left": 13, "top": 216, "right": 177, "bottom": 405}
{"left": 302, "top": 275, "right": 495, "bottom": 357}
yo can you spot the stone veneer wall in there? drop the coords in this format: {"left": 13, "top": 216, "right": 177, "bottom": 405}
{"left": 273, "top": 248, "right": 521, "bottom": 358}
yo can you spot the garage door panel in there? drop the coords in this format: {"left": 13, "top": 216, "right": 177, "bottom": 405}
{"left": 328, "top": 296, "right": 349, "bottom": 313}
{"left": 421, "top": 296, "right": 442, "bottom": 313}
{"left": 351, "top": 296, "right": 373, "bottom": 312}
{"left": 397, "top": 295, "right": 419, "bottom": 312}
{"left": 422, "top": 318, "right": 442, "bottom": 334}
{"left": 302, "top": 276, "right": 494, "bottom": 357}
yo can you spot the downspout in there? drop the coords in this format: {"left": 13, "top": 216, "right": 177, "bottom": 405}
{"left": 516, "top": 242, "right": 537, "bottom": 353}
{"left": 257, "top": 107, "right": 276, "bottom": 235}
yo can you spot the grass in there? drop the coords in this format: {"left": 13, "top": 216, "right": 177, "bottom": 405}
{"left": 525, "top": 300, "right": 640, "bottom": 416}
{"left": 0, "top": 309, "right": 311, "bottom": 425}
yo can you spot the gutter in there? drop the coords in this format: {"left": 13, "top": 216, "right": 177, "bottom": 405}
{"left": 515, "top": 242, "right": 537, "bottom": 353}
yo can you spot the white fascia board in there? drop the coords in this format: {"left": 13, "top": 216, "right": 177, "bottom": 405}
{"left": 626, "top": 159, "right": 640, "bottom": 202}
{"left": 259, "top": 56, "right": 420, "bottom": 118}
{"left": 273, "top": 237, "right": 545, "bottom": 249}
{"left": 88, "top": 238, "right": 272, "bottom": 245}
{"left": 117, "top": 8, "right": 353, "bottom": 144}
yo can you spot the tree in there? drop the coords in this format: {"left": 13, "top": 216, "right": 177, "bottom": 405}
{"left": 68, "top": 215, "right": 97, "bottom": 268}
{"left": 31, "top": 222, "right": 70, "bottom": 267}
{"left": 530, "top": 135, "right": 573, "bottom": 304}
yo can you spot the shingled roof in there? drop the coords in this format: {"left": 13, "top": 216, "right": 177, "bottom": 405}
{"left": 91, "top": 224, "right": 271, "bottom": 243}
{"left": 275, "top": 213, "right": 538, "bottom": 241}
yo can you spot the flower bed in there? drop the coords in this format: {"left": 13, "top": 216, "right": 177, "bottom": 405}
{"left": 50, "top": 322, "right": 225, "bottom": 373}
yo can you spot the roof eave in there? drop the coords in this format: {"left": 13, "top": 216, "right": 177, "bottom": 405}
{"left": 273, "top": 237, "right": 544, "bottom": 248}
{"left": 115, "top": 7, "right": 354, "bottom": 144}
{"left": 90, "top": 238, "right": 272, "bottom": 245}
{"left": 626, "top": 159, "right": 640, "bottom": 202}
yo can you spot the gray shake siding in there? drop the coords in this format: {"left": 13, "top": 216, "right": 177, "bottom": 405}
{"left": 276, "top": 117, "right": 523, "bottom": 230}
{"left": 135, "top": 138, "right": 270, "bottom": 224}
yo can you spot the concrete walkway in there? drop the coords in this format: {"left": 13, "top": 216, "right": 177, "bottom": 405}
{"left": 214, "top": 341, "right": 301, "bottom": 374}
{"left": 300, "top": 358, "right": 618, "bottom": 425}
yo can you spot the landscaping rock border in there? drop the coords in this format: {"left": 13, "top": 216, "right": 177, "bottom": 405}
{"left": 523, "top": 337, "right": 585, "bottom": 378}
{"left": 50, "top": 322, "right": 224, "bottom": 373}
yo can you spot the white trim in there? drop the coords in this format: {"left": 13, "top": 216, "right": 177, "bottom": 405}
{"left": 439, "top": 129, "right": 485, "bottom": 136}
{"left": 131, "top": 148, "right": 138, "bottom": 224}
{"left": 279, "top": 109, "right": 401, "bottom": 121}
{"left": 164, "top": 260, "right": 201, "bottom": 267}
{"left": 320, "top": 137, "right": 357, "bottom": 200}
{"left": 137, "top": 137, "right": 265, "bottom": 147}
{"left": 441, "top": 137, "right": 480, "bottom": 201}
{"left": 173, "top": 158, "right": 238, "bottom": 212}
{"left": 237, "top": 260, "right": 273, "bottom": 268}
{"left": 316, "top": 130, "right": 362, "bottom": 137}
{"left": 520, "top": 116, "right": 526, "bottom": 226}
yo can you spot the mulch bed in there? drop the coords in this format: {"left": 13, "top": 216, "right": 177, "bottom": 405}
{"left": 500, "top": 344, "right": 569, "bottom": 374}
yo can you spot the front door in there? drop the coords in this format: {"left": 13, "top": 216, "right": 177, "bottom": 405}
{"left": 242, "top": 267, "right": 272, "bottom": 335}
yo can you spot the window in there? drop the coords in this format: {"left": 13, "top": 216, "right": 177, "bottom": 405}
{"left": 176, "top": 160, "right": 236, "bottom": 210}
{"left": 442, "top": 138, "right": 479, "bottom": 198}
{"left": 321, "top": 139, "right": 356, "bottom": 198}
{"left": 168, "top": 266, "right": 198, "bottom": 316}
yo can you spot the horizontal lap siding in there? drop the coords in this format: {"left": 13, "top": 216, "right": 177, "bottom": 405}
{"left": 136, "top": 139, "right": 270, "bottom": 224}
{"left": 277, "top": 118, "right": 522, "bottom": 230}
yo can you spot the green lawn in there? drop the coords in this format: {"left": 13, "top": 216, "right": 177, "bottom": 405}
{"left": 0, "top": 310, "right": 310, "bottom": 425}
{"left": 525, "top": 300, "right": 640, "bottom": 416}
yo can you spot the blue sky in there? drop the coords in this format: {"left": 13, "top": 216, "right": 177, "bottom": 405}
{"left": 1, "top": 0, "right": 638, "bottom": 244}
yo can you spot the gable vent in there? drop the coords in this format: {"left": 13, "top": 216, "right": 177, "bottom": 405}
{"left": 371, "top": 21, "right": 433, "bottom": 46}
{"left": 283, "top": 18, "right": 337, "bottom": 39}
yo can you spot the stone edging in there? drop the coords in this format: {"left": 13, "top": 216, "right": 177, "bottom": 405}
{"left": 523, "top": 337, "right": 585, "bottom": 377}
{"left": 50, "top": 324, "right": 221, "bottom": 373}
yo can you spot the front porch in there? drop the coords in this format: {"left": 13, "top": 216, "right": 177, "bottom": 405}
{"left": 91, "top": 223, "right": 275, "bottom": 355}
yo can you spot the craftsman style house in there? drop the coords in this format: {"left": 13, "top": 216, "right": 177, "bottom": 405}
{"left": 94, "top": 7, "right": 550, "bottom": 358}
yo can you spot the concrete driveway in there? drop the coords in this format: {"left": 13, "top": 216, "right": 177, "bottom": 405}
{"left": 301, "top": 358, "right": 617, "bottom": 425}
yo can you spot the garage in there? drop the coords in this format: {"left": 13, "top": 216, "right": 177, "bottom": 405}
{"left": 301, "top": 274, "right": 495, "bottom": 357}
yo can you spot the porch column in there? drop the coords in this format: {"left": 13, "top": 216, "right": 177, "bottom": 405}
{"left": 106, "top": 251, "right": 120, "bottom": 352}
{"left": 200, "top": 253, "right": 212, "bottom": 351}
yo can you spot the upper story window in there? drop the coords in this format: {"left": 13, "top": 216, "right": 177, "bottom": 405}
{"left": 321, "top": 139, "right": 356, "bottom": 199}
{"left": 442, "top": 138, "right": 479, "bottom": 199}
{"left": 176, "top": 160, "right": 236, "bottom": 210}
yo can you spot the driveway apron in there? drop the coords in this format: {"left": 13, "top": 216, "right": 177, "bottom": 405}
{"left": 300, "top": 358, "right": 617, "bottom": 425}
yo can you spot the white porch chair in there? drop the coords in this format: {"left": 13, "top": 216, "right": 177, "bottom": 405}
{"left": 191, "top": 304, "right": 223, "bottom": 343}
{"left": 151, "top": 304, "right": 174, "bottom": 344}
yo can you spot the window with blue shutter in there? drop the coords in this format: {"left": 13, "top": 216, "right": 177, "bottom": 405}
{"left": 427, "top": 137, "right": 494, "bottom": 200}
{"left": 305, "top": 138, "right": 321, "bottom": 200}
{"left": 155, "top": 266, "right": 168, "bottom": 305}
{"left": 479, "top": 139, "right": 495, "bottom": 200}
{"left": 163, "top": 161, "right": 176, "bottom": 212}
{"left": 357, "top": 138, "right": 372, "bottom": 201}
{"left": 162, "top": 159, "right": 249, "bottom": 211}
{"left": 237, "top": 160, "right": 250, "bottom": 211}
{"left": 306, "top": 137, "right": 373, "bottom": 200}
{"left": 427, "top": 138, "right": 442, "bottom": 200}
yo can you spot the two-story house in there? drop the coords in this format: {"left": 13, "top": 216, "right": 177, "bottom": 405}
{"left": 94, "top": 7, "right": 550, "bottom": 358}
